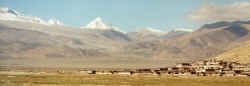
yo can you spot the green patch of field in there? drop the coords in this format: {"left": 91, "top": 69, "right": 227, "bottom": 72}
{"left": 0, "top": 74, "right": 250, "bottom": 86}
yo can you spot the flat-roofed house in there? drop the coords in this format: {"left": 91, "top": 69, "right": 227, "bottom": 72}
{"left": 96, "top": 71, "right": 112, "bottom": 75}
{"left": 221, "top": 70, "right": 235, "bottom": 76}
{"left": 112, "top": 71, "right": 133, "bottom": 75}
{"left": 176, "top": 63, "right": 192, "bottom": 72}
{"left": 160, "top": 68, "right": 169, "bottom": 71}
{"left": 204, "top": 69, "right": 219, "bottom": 76}
{"left": 79, "top": 70, "right": 96, "bottom": 74}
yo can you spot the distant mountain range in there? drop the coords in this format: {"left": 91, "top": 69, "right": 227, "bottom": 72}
{"left": 0, "top": 8, "right": 249, "bottom": 68}
{"left": 128, "top": 28, "right": 193, "bottom": 42}
{"left": 0, "top": 8, "right": 63, "bottom": 26}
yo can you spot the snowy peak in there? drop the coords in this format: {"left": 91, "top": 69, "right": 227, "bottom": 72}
{"left": 0, "top": 8, "right": 10, "bottom": 12}
{"left": 136, "top": 27, "right": 166, "bottom": 36}
{"left": 170, "top": 28, "right": 194, "bottom": 32}
{"left": 0, "top": 8, "right": 19, "bottom": 15}
{"left": 144, "top": 27, "right": 165, "bottom": 34}
{"left": 84, "top": 17, "right": 126, "bottom": 33}
{"left": 0, "top": 7, "right": 46, "bottom": 24}
{"left": 48, "top": 19, "right": 64, "bottom": 25}
{"left": 86, "top": 17, "right": 110, "bottom": 29}
{"left": 0, "top": 8, "right": 19, "bottom": 21}
{"left": 0, "top": 7, "right": 64, "bottom": 26}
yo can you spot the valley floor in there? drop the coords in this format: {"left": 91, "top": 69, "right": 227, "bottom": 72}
{"left": 0, "top": 74, "right": 250, "bottom": 86}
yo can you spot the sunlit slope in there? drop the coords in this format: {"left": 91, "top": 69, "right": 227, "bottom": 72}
{"left": 215, "top": 41, "right": 250, "bottom": 64}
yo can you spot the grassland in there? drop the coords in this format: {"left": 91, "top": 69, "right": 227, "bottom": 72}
{"left": 0, "top": 74, "right": 250, "bottom": 86}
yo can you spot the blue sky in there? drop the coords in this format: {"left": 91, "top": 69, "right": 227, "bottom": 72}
{"left": 0, "top": 0, "right": 250, "bottom": 32}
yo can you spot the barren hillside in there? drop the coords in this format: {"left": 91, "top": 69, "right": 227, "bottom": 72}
{"left": 215, "top": 41, "right": 250, "bottom": 64}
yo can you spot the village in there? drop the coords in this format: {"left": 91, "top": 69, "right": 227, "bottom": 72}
{"left": 76, "top": 59, "right": 250, "bottom": 77}
{"left": 1, "top": 59, "right": 250, "bottom": 77}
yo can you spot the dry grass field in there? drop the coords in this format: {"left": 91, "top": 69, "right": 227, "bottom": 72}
{"left": 0, "top": 74, "right": 250, "bottom": 86}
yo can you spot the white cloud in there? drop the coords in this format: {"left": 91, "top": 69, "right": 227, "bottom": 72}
{"left": 187, "top": 2, "right": 250, "bottom": 23}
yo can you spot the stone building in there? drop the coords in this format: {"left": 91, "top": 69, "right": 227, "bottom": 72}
{"left": 96, "top": 71, "right": 112, "bottom": 75}
{"left": 112, "top": 71, "right": 133, "bottom": 75}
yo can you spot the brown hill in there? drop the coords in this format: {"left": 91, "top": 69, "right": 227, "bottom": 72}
{"left": 1, "top": 20, "right": 250, "bottom": 68}
{"left": 125, "top": 22, "right": 250, "bottom": 64}
{"left": 215, "top": 41, "right": 250, "bottom": 64}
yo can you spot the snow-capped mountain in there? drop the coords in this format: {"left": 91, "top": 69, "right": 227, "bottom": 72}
{"left": 128, "top": 27, "right": 167, "bottom": 41}
{"left": 86, "top": 17, "right": 110, "bottom": 29}
{"left": 0, "top": 8, "right": 48, "bottom": 25}
{"left": 134, "top": 27, "right": 167, "bottom": 36}
{"left": 0, "top": 8, "right": 63, "bottom": 26}
{"left": 0, "top": 8, "right": 19, "bottom": 18}
{"left": 83, "top": 17, "right": 126, "bottom": 33}
{"left": 128, "top": 27, "right": 193, "bottom": 41}
{"left": 143, "top": 27, "right": 166, "bottom": 34}
{"left": 48, "top": 19, "right": 64, "bottom": 25}
{"left": 170, "top": 28, "right": 194, "bottom": 32}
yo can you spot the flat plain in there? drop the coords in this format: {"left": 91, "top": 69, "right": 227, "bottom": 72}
{"left": 0, "top": 74, "right": 250, "bottom": 86}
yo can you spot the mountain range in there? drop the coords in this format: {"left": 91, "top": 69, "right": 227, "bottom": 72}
{"left": 0, "top": 8, "right": 249, "bottom": 68}
{"left": 0, "top": 8, "right": 63, "bottom": 26}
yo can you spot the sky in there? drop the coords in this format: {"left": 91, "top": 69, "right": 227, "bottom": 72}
{"left": 1, "top": 0, "right": 250, "bottom": 32}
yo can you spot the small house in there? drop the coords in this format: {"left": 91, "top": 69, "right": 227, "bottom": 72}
{"left": 96, "top": 71, "right": 112, "bottom": 75}
{"left": 113, "top": 71, "right": 133, "bottom": 75}
{"left": 79, "top": 70, "right": 96, "bottom": 74}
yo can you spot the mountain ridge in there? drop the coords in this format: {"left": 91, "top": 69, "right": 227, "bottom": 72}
{"left": 1, "top": 8, "right": 250, "bottom": 68}
{"left": 0, "top": 7, "right": 63, "bottom": 26}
